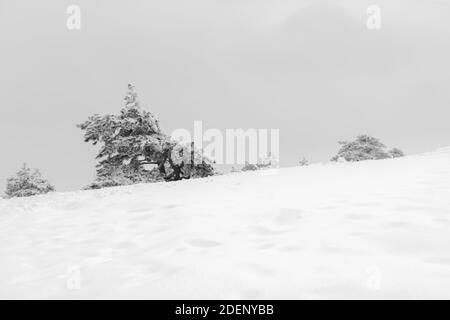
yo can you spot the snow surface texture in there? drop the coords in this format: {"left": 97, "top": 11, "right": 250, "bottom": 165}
{"left": 1, "top": 148, "right": 450, "bottom": 299}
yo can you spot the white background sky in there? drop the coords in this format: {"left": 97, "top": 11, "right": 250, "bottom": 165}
{"left": 1, "top": 0, "right": 449, "bottom": 191}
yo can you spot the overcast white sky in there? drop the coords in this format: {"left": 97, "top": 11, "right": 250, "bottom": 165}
{"left": 1, "top": 0, "right": 449, "bottom": 191}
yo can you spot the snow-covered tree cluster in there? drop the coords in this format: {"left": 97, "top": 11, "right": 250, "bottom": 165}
{"left": 4, "top": 164, "right": 54, "bottom": 198}
{"left": 2, "top": 86, "right": 409, "bottom": 196}
{"left": 331, "top": 135, "right": 405, "bottom": 162}
{"left": 78, "top": 84, "right": 215, "bottom": 189}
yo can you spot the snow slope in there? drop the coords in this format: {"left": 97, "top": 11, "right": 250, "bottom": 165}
{"left": 1, "top": 148, "right": 450, "bottom": 299}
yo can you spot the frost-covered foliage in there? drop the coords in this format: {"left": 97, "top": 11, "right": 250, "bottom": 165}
{"left": 331, "top": 135, "right": 404, "bottom": 162}
{"left": 83, "top": 166, "right": 164, "bottom": 190}
{"left": 5, "top": 164, "right": 55, "bottom": 198}
{"left": 78, "top": 84, "right": 215, "bottom": 188}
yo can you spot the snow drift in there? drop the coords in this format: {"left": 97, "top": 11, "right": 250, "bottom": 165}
{"left": 1, "top": 148, "right": 450, "bottom": 299}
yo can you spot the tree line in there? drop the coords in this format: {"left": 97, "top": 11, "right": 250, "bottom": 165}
{"left": 3, "top": 85, "right": 404, "bottom": 198}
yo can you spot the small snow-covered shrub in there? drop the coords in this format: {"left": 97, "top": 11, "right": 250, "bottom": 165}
{"left": 331, "top": 135, "right": 404, "bottom": 162}
{"left": 241, "top": 153, "right": 279, "bottom": 172}
{"left": 388, "top": 148, "right": 405, "bottom": 158}
{"left": 5, "top": 164, "right": 55, "bottom": 198}
{"left": 299, "top": 157, "right": 309, "bottom": 166}
{"left": 241, "top": 162, "right": 259, "bottom": 171}
{"left": 258, "top": 152, "right": 278, "bottom": 169}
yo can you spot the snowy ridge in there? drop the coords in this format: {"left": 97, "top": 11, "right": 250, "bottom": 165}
{"left": 1, "top": 148, "right": 450, "bottom": 299}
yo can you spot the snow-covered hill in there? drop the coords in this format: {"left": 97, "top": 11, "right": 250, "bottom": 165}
{"left": 1, "top": 148, "right": 450, "bottom": 299}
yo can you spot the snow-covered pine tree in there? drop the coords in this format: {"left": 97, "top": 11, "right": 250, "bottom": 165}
{"left": 331, "top": 135, "right": 403, "bottom": 162}
{"left": 5, "top": 164, "right": 55, "bottom": 198}
{"left": 78, "top": 84, "right": 215, "bottom": 188}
